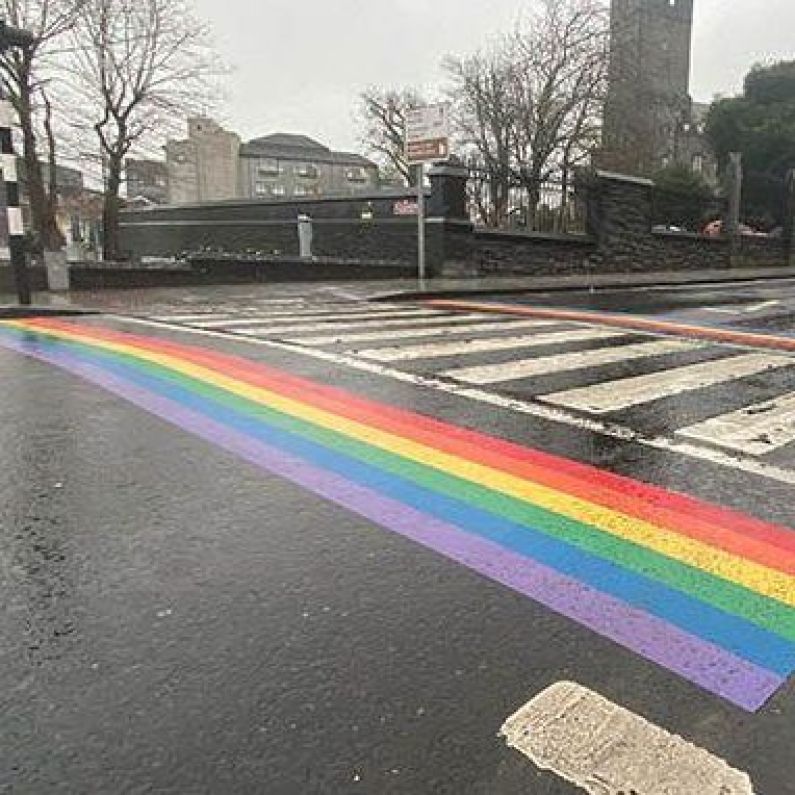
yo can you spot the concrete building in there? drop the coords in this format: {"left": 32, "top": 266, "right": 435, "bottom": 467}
{"left": 164, "top": 118, "right": 379, "bottom": 204}
{"left": 126, "top": 158, "right": 168, "bottom": 205}
{"left": 600, "top": 0, "right": 717, "bottom": 181}
{"left": 165, "top": 117, "right": 241, "bottom": 204}
{"left": 238, "top": 133, "right": 378, "bottom": 199}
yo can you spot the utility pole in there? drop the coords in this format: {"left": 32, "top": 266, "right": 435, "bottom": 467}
{"left": 0, "top": 20, "right": 36, "bottom": 305}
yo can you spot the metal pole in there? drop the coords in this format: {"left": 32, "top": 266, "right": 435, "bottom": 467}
{"left": 417, "top": 162, "right": 426, "bottom": 282}
{"left": 0, "top": 94, "right": 29, "bottom": 304}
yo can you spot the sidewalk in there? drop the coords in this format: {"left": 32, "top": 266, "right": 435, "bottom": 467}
{"left": 1, "top": 264, "right": 793, "bottom": 314}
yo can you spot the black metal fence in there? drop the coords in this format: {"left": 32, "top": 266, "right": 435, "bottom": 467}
{"left": 467, "top": 168, "right": 587, "bottom": 234}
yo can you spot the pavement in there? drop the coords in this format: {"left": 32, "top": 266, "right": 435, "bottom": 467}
{"left": 1, "top": 276, "right": 794, "bottom": 794}
{"left": 1, "top": 263, "right": 794, "bottom": 316}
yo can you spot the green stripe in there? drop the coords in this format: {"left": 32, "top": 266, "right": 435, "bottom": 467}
{"left": 10, "top": 326, "right": 795, "bottom": 642}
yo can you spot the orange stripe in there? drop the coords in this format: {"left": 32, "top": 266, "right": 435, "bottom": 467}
{"left": 423, "top": 299, "right": 795, "bottom": 353}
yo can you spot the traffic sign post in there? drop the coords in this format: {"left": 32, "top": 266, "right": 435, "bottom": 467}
{"left": 405, "top": 104, "right": 450, "bottom": 283}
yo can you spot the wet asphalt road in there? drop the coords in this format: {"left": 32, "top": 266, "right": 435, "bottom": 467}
{"left": 501, "top": 276, "right": 795, "bottom": 336}
{"left": 0, "top": 305, "right": 794, "bottom": 795}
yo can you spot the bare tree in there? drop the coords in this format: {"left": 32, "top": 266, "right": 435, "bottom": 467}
{"left": 509, "top": 0, "right": 609, "bottom": 227}
{"left": 0, "top": 0, "right": 83, "bottom": 252}
{"left": 68, "top": 0, "right": 221, "bottom": 260}
{"left": 358, "top": 87, "right": 423, "bottom": 186}
{"left": 444, "top": 49, "right": 515, "bottom": 226}
{"left": 445, "top": 0, "right": 609, "bottom": 229}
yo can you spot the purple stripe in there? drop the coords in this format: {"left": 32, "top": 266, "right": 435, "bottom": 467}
{"left": 1, "top": 335, "right": 784, "bottom": 712}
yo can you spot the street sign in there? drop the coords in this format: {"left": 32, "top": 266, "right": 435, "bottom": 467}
{"left": 406, "top": 103, "right": 450, "bottom": 164}
{"left": 405, "top": 103, "right": 451, "bottom": 283}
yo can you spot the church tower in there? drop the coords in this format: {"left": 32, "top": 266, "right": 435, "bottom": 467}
{"left": 602, "top": 0, "right": 697, "bottom": 176}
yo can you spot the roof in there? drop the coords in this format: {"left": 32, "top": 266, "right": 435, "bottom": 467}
{"left": 240, "top": 132, "right": 376, "bottom": 168}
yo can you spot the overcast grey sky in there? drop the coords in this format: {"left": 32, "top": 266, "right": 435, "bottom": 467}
{"left": 193, "top": 0, "right": 795, "bottom": 154}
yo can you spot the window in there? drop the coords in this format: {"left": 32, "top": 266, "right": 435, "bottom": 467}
{"left": 257, "top": 159, "right": 280, "bottom": 176}
{"left": 271, "top": 185, "right": 286, "bottom": 197}
{"left": 295, "top": 163, "right": 319, "bottom": 179}
{"left": 692, "top": 154, "right": 704, "bottom": 174}
{"left": 254, "top": 181, "right": 270, "bottom": 196}
{"left": 345, "top": 167, "right": 367, "bottom": 183}
{"left": 294, "top": 185, "right": 310, "bottom": 197}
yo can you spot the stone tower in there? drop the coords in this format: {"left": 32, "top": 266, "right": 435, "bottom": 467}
{"left": 601, "top": 0, "right": 697, "bottom": 176}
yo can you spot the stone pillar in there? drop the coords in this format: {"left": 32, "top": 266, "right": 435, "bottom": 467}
{"left": 44, "top": 249, "right": 70, "bottom": 291}
{"left": 297, "top": 214, "right": 313, "bottom": 259}
{"left": 723, "top": 152, "right": 743, "bottom": 238}
{"left": 587, "top": 170, "right": 654, "bottom": 272}
{"left": 425, "top": 161, "right": 473, "bottom": 277}
{"left": 428, "top": 161, "right": 469, "bottom": 220}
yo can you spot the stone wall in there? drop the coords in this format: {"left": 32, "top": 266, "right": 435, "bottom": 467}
{"left": 112, "top": 166, "right": 793, "bottom": 285}
{"left": 119, "top": 190, "right": 423, "bottom": 263}
{"left": 0, "top": 266, "right": 46, "bottom": 294}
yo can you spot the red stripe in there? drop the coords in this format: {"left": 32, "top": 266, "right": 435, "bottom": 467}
{"left": 29, "top": 318, "right": 795, "bottom": 569}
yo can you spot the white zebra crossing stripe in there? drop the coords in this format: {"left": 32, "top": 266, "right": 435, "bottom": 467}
{"left": 543, "top": 353, "right": 794, "bottom": 413}
{"left": 444, "top": 339, "right": 704, "bottom": 385}
{"left": 151, "top": 313, "right": 231, "bottom": 323}
{"left": 238, "top": 313, "right": 493, "bottom": 337}
{"left": 189, "top": 308, "right": 451, "bottom": 329}
{"left": 356, "top": 326, "right": 624, "bottom": 362}
{"left": 287, "top": 319, "right": 568, "bottom": 346}
{"left": 678, "top": 392, "right": 795, "bottom": 456}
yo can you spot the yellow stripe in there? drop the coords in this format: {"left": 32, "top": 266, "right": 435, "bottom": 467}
{"left": 17, "top": 322, "right": 795, "bottom": 607}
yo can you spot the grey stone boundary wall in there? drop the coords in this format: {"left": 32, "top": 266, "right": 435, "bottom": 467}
{"left": 89, "top": 166, "right": 795, "bottom": 288}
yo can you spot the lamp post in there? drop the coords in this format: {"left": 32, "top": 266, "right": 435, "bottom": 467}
{"left": 0, "top": 20, "right": 36, "bottom": 305}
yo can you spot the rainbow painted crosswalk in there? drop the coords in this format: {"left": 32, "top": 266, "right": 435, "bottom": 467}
{"left": 1, "top": 318, "right": 793, "bottom": 711}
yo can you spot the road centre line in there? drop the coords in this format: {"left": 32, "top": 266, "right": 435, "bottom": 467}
{"left": 501, "top": 682, "right": 756, "bottom": 795}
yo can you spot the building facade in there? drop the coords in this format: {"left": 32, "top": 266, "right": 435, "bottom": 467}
{"left": 238, "top": 134, "right": 378, "bottom": 200}
{"left": 165, "top": 117, "right": 241, "bottom": 204}
{"left": 600, "top": 0, "right": 716, "bottom": 182}
{"left": 164, "top": 119, "right": 379, "bottom": 205}
{"left": 126, "top": 158, "right": 169, "bottom": 205}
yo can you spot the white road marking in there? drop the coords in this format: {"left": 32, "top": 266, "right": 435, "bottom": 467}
{"left": 501, "top": 682, "right": 756, "bottom": 795}
{"left": 287, "top": 319, "right": 564, "bottom": 346}
{"left": 445, "top": 339, "right": 703, "bottom": 385}
{"left": 678, "top": 392, "right": 795, "bottom": 456}
{"left": 150, "top": 313, "right": 233, "bottom": 322}
{"left": 189, "top": 308, "right": 449, "bottom": 329}
{"left": 235, "top": 313, "right": 489, "bottom": 337}
{"left": 113, "top": 316, "right": 795, "bottom": 486}
{"left": 357, "top": 327, "right": 626, "bottom": 363}
{"left": 543, "top": 353, "right": 793, "bottom": 413}
{"left": 743, "top": 300, "right": 780, "bottom": 313}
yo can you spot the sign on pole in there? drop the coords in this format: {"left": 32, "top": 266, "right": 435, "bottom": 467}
{"left": 405, "top": 103, "right": 450, "bottom": 282}
{"left": 405, "top": 103, "right": 450, "bottom": 164}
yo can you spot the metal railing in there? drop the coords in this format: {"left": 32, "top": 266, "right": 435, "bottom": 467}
{"left": 467, "top": 167, "right": 587, "bottom": 234}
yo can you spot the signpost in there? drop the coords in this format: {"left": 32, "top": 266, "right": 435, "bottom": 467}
{"left": 405, "top": 103, "right": 450, "bottom": 282}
